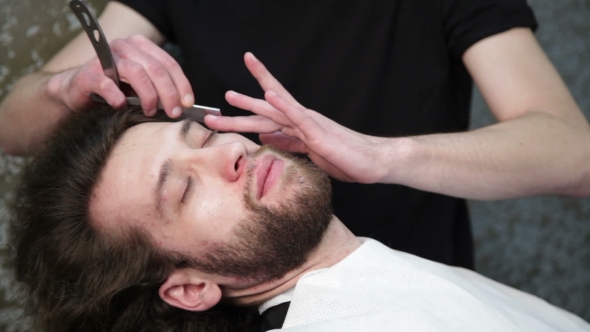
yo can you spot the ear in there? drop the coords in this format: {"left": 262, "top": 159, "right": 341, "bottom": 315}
{"left": 159, "top": 269, "right": 222, "bottom": 311}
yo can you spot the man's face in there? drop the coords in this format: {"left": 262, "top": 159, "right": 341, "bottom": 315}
{"left": 91, "top": 120, "right": 332, "bottom": 281}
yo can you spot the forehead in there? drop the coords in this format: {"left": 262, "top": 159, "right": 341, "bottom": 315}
{"left": 109, "top": 120, "right": 186, "bottom": 178}
{"left": 89, "top": 121, "right": 188, "bottom": 230}
{"left": 120, "top": 120, "right": 184, "bottom": 148}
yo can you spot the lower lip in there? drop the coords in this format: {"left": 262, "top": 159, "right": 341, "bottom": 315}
{"left": 256, "top": 156, "right": 284, "bottom": 200}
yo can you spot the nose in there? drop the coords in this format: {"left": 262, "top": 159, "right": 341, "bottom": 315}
{"left": 193, "top": 141, "right": 248, "bottom": 182}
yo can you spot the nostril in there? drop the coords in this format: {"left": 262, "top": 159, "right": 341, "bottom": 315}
{"left": 235, "top": 156, "right": 242, "bottom": 172}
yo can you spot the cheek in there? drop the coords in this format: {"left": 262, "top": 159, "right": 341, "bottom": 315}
{"left": 158, "top": 193, "right": 245, "bottom": 253}
{"left": 194, "top": 196, "right": 243, "bottom": 236}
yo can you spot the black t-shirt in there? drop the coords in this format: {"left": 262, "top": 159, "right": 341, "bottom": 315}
{"left": 117, "top": 0, "right": 537, "bottom": 269}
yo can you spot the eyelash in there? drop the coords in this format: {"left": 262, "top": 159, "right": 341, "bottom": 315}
{"left": 181, "top": 177, "right": 193, "bottom": 204}
{"left": 201, "top": 130, "right": 217, "bottom": 147}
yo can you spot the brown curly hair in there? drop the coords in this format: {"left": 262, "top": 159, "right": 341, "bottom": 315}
{"left": 9, "top": 106, "right": 258, "bottom": 332}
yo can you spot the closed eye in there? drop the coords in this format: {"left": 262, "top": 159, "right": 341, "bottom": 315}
{"left": 181, "top": 176, "right": 193, "bottom": 204}
{"left": 181, "top": 130, "right": 217, "bottom": 204}
{"left": 202, "top": 130, "right": 217, "bottom": 147}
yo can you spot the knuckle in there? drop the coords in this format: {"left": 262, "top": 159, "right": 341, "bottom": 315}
{"left": 146, "top": 60, "right": 167, "bottom": 77}
{"left": 127, "top": 34, "right": 147, "bottom": 45}
{"left": 123, "top": 61, "right": 144, "bottom": 74}
{"left": 160, "top": 56, "right": 180, "bottom": 70}
{"left": 138, "top": 75, "right": 155, "bottom": 90}
{"left": 98, "top": 77, "right": 113, "bottom": 90}
{"left": 109, "top": 38, "right": 126, "bottom": 50}
{"left": 162, "top": 88, "right": 180, "bottom": 100}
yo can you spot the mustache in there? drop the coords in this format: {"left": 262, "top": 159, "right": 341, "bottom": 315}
{"left": 248, "top": 144, "right": 289, "bottom": 159}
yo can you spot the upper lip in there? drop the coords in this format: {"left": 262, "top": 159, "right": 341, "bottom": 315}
{"left": 255, "top": 155, "right": 277, "bottom": 200}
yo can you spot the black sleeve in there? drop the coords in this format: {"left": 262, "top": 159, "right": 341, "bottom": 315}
{"left": 441, "top": 0, "right": 538, "bottom": 59}
{"left": 115, "top": 0, "right": 174, "bottom": 41}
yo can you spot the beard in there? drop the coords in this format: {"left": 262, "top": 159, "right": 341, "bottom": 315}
{"left": 189, "top": 145, "right": 333, "bottom": 282}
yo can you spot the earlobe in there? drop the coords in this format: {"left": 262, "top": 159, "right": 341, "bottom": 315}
{"left": 159, "top": 270, "right": 222, "bottom": 311}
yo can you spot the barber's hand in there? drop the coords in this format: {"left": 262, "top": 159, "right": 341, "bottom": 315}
{"left": 50, "top": 35, "right": 193, "bottom": 118}
{"left": 205, "top": 52, "right": 388, "bottom": 183}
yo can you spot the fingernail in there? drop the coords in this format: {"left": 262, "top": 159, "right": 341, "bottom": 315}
{"left": 149, "top": 108, "right": 157, "bottom": 116}
{"left": 228, "top": 90, "right": 238, "bottom": 97}
{"left": 250, "top": 53, "right": 258, "bottom": 61}
{"left": 172, "top": 106, "right": 182, "bottom": 117}
{"left": 268, "top": 90, "right": 277, "bottom": 96}
{"left": 183, "top": 93, "right": 194, "bottom": 106}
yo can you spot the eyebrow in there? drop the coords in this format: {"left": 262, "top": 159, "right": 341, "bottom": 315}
{"left": 155, "top": 159, "right": 172, "bottom": 215}
{"left": 154, "top": 120, "right": 194, "bottom": 215}
{"left": 180, "top": 119, "right": 193, "bottom": 140}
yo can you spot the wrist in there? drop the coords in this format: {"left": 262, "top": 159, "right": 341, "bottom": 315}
{"left": 375, "top": 136, "right": 420, "bottom": 184}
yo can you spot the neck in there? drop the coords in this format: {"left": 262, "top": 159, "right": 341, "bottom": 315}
{"left": 223, "top": 216, "right": 361, "bottom": 305}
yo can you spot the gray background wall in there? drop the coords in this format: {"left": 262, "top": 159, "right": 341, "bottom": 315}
{"left": 0, "top": 0, "right": 588, "bottom": 331}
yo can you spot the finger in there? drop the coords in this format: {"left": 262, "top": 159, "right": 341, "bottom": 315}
{"left": 225, "top": 90, "right": 291, "bottom": 126}
{"left": 205, "top": 114, "right": 282, "bottom": 133}
{"left": 116, "top": 58, "right": 159, "bottom": 114}
{"left": 128, "top": 35, "right": 194, "bottom": 107}
{"left": 259, "top": 132, "right": 309, "bottom": 154}
{"left": 244, "top": 52, "right": 302, "bottom": 107}
{"left": 264, "top": 91, "right": 324, "bottom": 143}
{"left": 111, "top": 38, "right": 182, "bottom": 118}
{"left": 261, "top": 132, "right": 352, "bottom": 182}
{"left": 69, "top": 62, "right": 126, "bottom": 109}
{"left": 93, "top": 76, "right": 127, "bottom": 109}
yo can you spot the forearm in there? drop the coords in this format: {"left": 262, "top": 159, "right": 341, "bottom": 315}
{"left": 383, "top": 110, "right": 590, "bottom": 200}
{"left": 210, "top": 53, "right": 590, "bottom": 198}
{"left": 0, "top": 71, "right": 72, "bottom": 155}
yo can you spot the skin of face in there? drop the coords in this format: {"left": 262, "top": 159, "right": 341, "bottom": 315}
{"left": 90, "top": 120, "right": 306, "bottom": 260}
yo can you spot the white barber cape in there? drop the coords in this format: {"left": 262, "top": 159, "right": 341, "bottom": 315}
{"left": 273, "top": 238, "right": 589, "bottom": 331}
